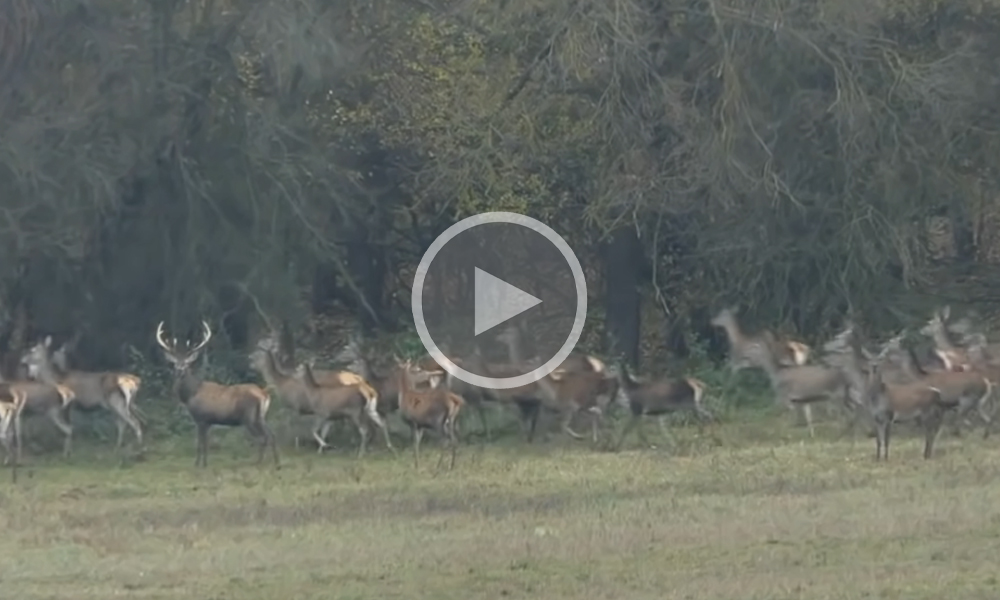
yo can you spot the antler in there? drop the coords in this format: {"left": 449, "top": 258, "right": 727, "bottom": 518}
{"left": 155, "top": 321, "right": 172, "bottom": 352}
{"left": 190, "top": 320, "right": 212, "bottom": 353}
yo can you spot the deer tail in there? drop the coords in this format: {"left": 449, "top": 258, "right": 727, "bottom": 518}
{"left": 585, "top": 356, "right": 606, "bottom": 373}
{"left": 54, "top": 384, "right": 76, "bottom": 407}
{"left": 358, "top": 381, "right": 384, "bottom": 425}
{"left": 115, "top": 374, "right": 142, "bottom": 411}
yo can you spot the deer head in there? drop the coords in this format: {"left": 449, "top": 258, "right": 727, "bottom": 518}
{"left": 155, "top": 320, "right": 212, "bottom": 373}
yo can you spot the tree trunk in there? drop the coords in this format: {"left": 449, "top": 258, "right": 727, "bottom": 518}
{"left": 604, "top": 227, "right": 641, "bottom": 367}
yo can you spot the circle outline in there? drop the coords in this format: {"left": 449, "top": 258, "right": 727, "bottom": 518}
{"left": 411, "top": 212, "right": 587, "bottom": 390}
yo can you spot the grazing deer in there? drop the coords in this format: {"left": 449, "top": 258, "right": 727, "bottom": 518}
{"left": 532, "top": 368, "right": 620, "bottom": 444}
{"left": 0, "top": 385, "right": 27, "bottom": 481}
{"left": 21, "top": 335, "right": 143, "bottom": 453}
{"left": 614, "top": 362, "right": 713, "bottom": 451}
{"left": 711, "top": 307, "right": 815, "bottom": 428}
{"left": 742, "top": 337, "right": 852, "bottom": 437}
{"left": 291, "top": 360, "right": 394, "bottom": 457}
{"left": 156, "top": 321, "right": 279, "bottom": 468}
{"left": 396, "top": 359, "right": 464, "bottom": 470}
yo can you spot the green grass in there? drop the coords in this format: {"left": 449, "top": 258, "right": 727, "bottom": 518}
{"left": 3, "top": 407, "right": 1000, "bottom": 600}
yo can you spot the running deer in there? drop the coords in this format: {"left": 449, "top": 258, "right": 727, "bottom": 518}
{"left": 711, "top": 307, "right": 814, "bottom": 427}
{"left": 496, "top": 325, "right": 611, "bottom": 433}
{"left": 3, "top": 376, "right": 76, "bottom": 457}
{"left": 920, "top": 306, "right": 973, "bottom": 372}
{"left": 291, "top": 360, "right": 394, "bottom": 457}
{"left": 532, "top": 368, "right": 620, "bottom": 444}
{"left": 396, "top": 359, "right": 464, "bottom": 470}
{"left": 614, "top": 362, "right": 713, "bottom": 451}
{"left": 156, "top": 321, "right": 279, "bottom": 468}
{"left": 0, "top": 384, "right": 27, "bottom": 482}
{"left": 21, "top": 336, "right": 143, "bottom": 452}
{"left": 249, "top": 338, "right": 378, "bottom": 450}
{"left": 742, "top": 336, "right": 852, "bottom": 437}
{"left": 448, "top": 346, "right": 548, "bottom": 442}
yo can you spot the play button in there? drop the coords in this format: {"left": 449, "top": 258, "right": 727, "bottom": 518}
{"left": 474, "top": 268, "right": 542, "bottom": 336}
{"left": 411, "top": 212, "right": 588, "bottom": 389}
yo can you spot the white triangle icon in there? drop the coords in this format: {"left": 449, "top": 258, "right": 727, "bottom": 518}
{"left": 474, "top": 267, "right": 542, "bottom": 336}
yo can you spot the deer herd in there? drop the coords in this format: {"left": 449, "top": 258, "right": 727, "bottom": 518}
{"left": 0, "top": 305, "right": 997, "bottom": 482}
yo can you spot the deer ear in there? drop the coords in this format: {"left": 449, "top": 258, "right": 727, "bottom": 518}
{"left": 941, "top": 306, "right": 951, "bottom": 320}
{"left": 44, "top": 335, "right": 52, "bottom": 348}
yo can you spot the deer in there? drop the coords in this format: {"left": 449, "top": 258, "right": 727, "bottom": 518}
{"left": 531, "top": 367, "right": 620, "bottom": 444}
{"left": 711, "top": 307, "right": 815, "bottom": 428}
{"left": 882, "top": 333, "right": 993, "bottom": 439}
{"left": 447, "top": 347, "right": 551, "bottom": 442}
{"left": 948, "top": 333, "right": 999, "bottom": 438}
{"left": 741, "top": 335, "right": 853, "bottom": 437}
{"left": 156, "top": 321, "right": 279, "bottom": 468}
{"left": 249, "top": 338, "right": 379, "bottom": 451}
{"left": 614, "top": 362, "right": 713, "bottom": 451}
{"left": 920, "top": 306, "right": 975, "bottom": 372}
{"left": 825, "top": 324, "right": 958, "bottom": 460}
{"left": 21, "top": 335, "right": 144, "bottom": 453}
{"left": 291, "top": 360, "right": 394, "bottom": 457}
{"left": 1, "top": 374, "right": 77, "bottom": 458}
{"left": 396, "top": 359, "right": 464, "bottom": 470}
{"left": 0, "top": 385, "right": 27, "bottom": 482}
{"left": 495, "top": 325, "right": 612, "bottom": 434}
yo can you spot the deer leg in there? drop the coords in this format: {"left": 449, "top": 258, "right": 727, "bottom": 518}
{"left": 311, "top": 417, "right": 333, "bottom": 454}
{"left": 245, "top": 420, "right": 267, "bottom": 465}
{"left": 263, "top": 420, "right": 280, "bottom": 467}
{"left": 587, "top": 407, "right": 603, "bottom": 444}
{"left": 448, "top": 416, "right": 459, "bottom": 470}
{"left": 0, "top": 412, "right": 12, "bottom": 466}
{"left": 801, "top": 405, "right": 815, "bottom": 437}
{"left": 923, "top": 408, "right": 944, "bottom": 460}
{"left": 47, "top": 407, "right": 74, "bottom": 458}
{"left": 518, "top": 400, "right": 540, "bottom": 442}
{"left": 195, "top": 422, "right": 209, "bottom": 468}
{"left": 364, "top": 402, "right": 396, "bottom": 453}
{"left": 560, "top": 408, "right": 585, "bottom": 440}
{"left": 110, "top": 395, "right": 143, "bottom": 451}
{"left": 412, "top": 426, "right": 424, "bottom": 470}
{"left": 878, "top": 416, "right": 892, "bottom": 461}
{"left": 355, "top": 415, "right": 370, "bottom": 459}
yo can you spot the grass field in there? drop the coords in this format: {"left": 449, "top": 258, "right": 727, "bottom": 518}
{"left": 3, "top": 409, "right": 1000, "bottom": 600}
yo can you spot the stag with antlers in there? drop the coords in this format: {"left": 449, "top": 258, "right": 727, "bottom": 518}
{"left": 156, "top": 321, "right": 279, "bottom": 468}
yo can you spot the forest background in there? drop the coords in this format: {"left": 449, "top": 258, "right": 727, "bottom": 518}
{"left": 2, "top": 0, "right": 999, "bottom": 392}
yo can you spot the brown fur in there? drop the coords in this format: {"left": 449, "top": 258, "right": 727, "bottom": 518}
{"left": 21, "top": 336, "right": 143, "bottom": 451}
{"left": 534, "top": 369, "right": 619, "bottom": 443}
{"left": 615, "top": 364, "right": 713, "bottom": 450}
{"left": 158, "top": 321, "right": 279, "bottom": 469}
{"left": 396, "top": 360, "right": 464, "bottom": 470}
{"left": 293, "top": 362, "right": 394, "bottom": 456}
